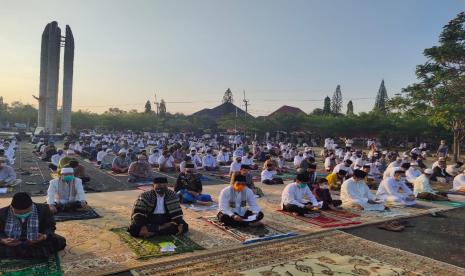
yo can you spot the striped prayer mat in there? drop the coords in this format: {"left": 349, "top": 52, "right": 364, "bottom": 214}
{"left": 111, "top": 227, "right": 204, "bottom": 259}
{"left": 417, "top": 199, "right": 465, "bottom": 208}
{"left": 0, "top": 253, "right": 61, "bottom": 276}
{"left": 201, "top": 216, "right": 296, "bottom": 244}
{"left": 54, "top": 208, "right": 101, "bottom": 222}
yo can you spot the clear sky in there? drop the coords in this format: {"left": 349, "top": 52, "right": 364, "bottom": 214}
{"left": 0, "top": 0, "right": 463, "bottom": 116}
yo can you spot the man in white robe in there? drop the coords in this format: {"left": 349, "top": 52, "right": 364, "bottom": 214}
{"left": 281, "top": 173, "right": 321, "bottom": 216}
{"left": 377, "top": 170, "right": 416, "bottom": 206}
{"left": 453, "top": 171, "right": 465, "bottom": 192}
{"left": 340, "top": 169, "right": 385, "bottom": 211}
{"left": 405, "top": 162, "right": 421, "bottom": 183}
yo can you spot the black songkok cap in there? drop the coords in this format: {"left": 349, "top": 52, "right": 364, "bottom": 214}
{"left": 400, "top": 163, "right": 411, "bottom": 170}
{"left": 353, "top": 169, "right": 367, "bottom": 178}
{"left": 338, "top": 169, "right": 347, "bottom": 176}
{"left": 185, "top": 164, "right": 195, "bottom": 169}
{"left": 309, "top": 164, "right": 317, "bottom": 169}
{"left": 234, "top": 174, "right": 246, "bottom": 183}
{"left": 296, "top": 173, "right": 309, "bottom": 182}
{"left": 11, "top": 192, "right": 33, "bottom": 210}
{"left": 241, "top": 164, "right": 251, "bottom": 170}
{"left": 153, "top": 177, "right": 168, "bottom": 184}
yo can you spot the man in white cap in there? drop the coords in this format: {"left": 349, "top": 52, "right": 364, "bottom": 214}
{"left": 47, "top": 167, "right": 88, "bottom": 213}
{"left": 453, "top": 171, "right": 465, "bottom": 193}
{"left": 112, "top": 150, "right": 131, "bottom": 174}
{"left": 405, "top": 162, "right": 422, "bottom": 183}
{"left": 100, "top": 149, "right": 115, "bottom": 170}
{"left": 414, "top": 169, "right": 449, "bottom": 200}
{"left": 0, "top": 157, "right": 20, "bottom": 187}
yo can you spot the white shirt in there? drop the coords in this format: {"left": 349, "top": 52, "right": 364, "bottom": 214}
{"left": 261, "top": 169, "right": 276, "bottom": 181}
{"left": 51, "top": 153, "right": 64, "bottom": 166}
{"left": 413, "top": 174, "right": 435, "bottom": 196}
{"left": 383, "top": 166, "right": 400, "bottom": 179}
{"left": 446, "top": 165, "right": 460, "bottom": 176}
{"left": 229, "top": 162, "right": 242, "bottom": 174}
{"left": 96, "top": 151, "right": 106, "bottom": 162}
{"left": 340, "top": 178, "right": 376, "bottom": 205}
{"left": 47, "top": 177, "right": 86, "bottom": 204}
{"left": 281, "top": 182, "right": 319, "bottom": 208}
{"left": 202, "top": 155, "right": 217, "bottom": 167}
{"left": 453, "top": 174, "right": 465, "bottom": 191}
{"left": 241, "top": 156, "right": 254, "bottom": 166}
{"left": 148, "top": 152, "right": 161, "bottom": 165}
{"left": 333, "top": 163, "right": 353, "bottom": 175}
{"left": 153, "top": 195, "right": 166, "bottom": 214}
{"left": 218, "top": 186, "right": 261, "bottom": 216}
{"left": 158, "top": 155, "right": 174, "bottom": 168}
{"left": 189, "top": 154, "right": 202, "bottom": 166}
{"left": 377, "top": 177, "right": 413, "bottom": 199}
{"left": 293, "top": 155, "right": 304, "bottom": 167}
{"left": 405, "top": 167, "right": 421, "bottom": 183}
{"left": 217, "top": 152, "right": 230, "bottom": 163}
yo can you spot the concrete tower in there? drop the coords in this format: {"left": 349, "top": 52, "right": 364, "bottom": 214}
{"left": 36, "top": 21, "right": 74, "bottom": 134}
{"left": 62, "top": 25, "right": 74, "bottom": 134}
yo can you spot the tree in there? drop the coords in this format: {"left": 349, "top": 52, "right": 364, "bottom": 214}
{"left": 346, "top": 100, "right": 354, "bottom": 116}
{"left": 144, "top": 100, "right": 152, "bottom": 113}
{"left": 374, "top": 80, "right": 389, "bottom": 113}
{"left": 222, "top": 88, "right": 234, "bottom": 104}
{"left": 159, "top": 99, "right": 167, "bottom": 116}
{"left": 331, "top": 85, "right": 342, "bottom": 114}
{"left": 389, "top": 12, "right": 465, "bottom": 161}
{"left": 323, "top": 96, "right": 331, "bottom": 114}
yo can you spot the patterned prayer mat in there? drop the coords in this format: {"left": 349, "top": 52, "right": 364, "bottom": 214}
{"left": 417, "top": 199, "right": 465, "bottom": 208}
{"left": 110, "top": 227, "right": 204, "bottom": 259}
{"left": 322, "top": 209, "right": 361, "bottom": 219}
{"left": 242, "top": 250, "right": 412, "bottom": 276}
{"left": 127, "top": 231, "right": 465, "bottom": 276}
{"left": 183, "top": 203, "right": 218, "bottom": 212}
{"left": 201, "top": 216, "right": 297, "bottom": 244}
{"left": 277, "top": 210, "right": 361, "bottom": 228}
{"left": 0, "top": 253, "right": 61, "bottom": 276}
{"left": 54, "top": 208, "right": 101, "bottom": 222}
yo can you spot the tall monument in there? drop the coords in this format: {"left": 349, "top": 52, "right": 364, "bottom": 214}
{"left": 35, "top": 21, "right": 74, "bottom": 134}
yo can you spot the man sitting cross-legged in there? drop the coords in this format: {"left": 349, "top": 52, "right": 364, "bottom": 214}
{"left": 414, "top": 169, "right": 449, "bottom": 201}
{"left": 112, "top": 150, "right": 131, "bottom": 174}
{"left": 377, "top": 170, "right": 416, "bottom": 206}
{"left": 128, "top": 177, "right": 188, "bottom": 238}
{"left": 453, "top": 170, "right": 465, "bottom": 193}
{"left": 47, "top": 168, "right": 89, "bottom": 214}
{"left": 340, "top": 169, "right": 385, "bottom": 211}
{"left": 175, "top": 164, "right": 213, "bottom": 205}
{"left": 281, "top": 172, "right": 321, "bottom": 216}
{"left": 128, "top": 155, "right": 153, "bottom": 183}
{"left": 217, "top": 175, "right": 264, "bottom": 227}
{"left": 0, "top": 192, "right": 66, "bottom": 258}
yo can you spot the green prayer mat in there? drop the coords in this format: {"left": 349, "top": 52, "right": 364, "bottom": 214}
{"left": 111, "top": 227, "right": 204, "bottom": 259}
{"left": 417, "top": 199, "right": 465, "bottom": 208}
{"left": 0, "top": 253, "right": 61, "bottom": 276}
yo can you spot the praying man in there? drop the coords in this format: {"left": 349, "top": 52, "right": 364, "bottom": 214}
{"left": 0, "top": 192, "right": 66, "bottom": 258}
{"left": 281, "top": 173, "right": 321, "bottom": 216}
{"left": 128, "top": 177, "right": 188, "bottom": 237}
{"left": 47, "top": 167, "right": 89, "bottom": 213}
{"left": 218, "top": 175, "right": 264, "bottom": 227}
{"left": 340, "top": 169, "right": 385, "bottom": 211}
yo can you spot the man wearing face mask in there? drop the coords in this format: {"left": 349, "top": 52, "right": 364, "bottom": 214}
{"left": 128, "top": 155, "right": 153, "bottom": 183}
{"left": 217, "top": 148, "right": 231, "bottom": 166}
{"left": 229, "top": 156, "right": 243, "bottom": 177}
{"left": 175, "top": 164, "right": 213, "bottom": 205}
{"left": 0, "top": 192, "right": 66, "bottom": 258}
{"left": 47, "top": 168, "right": 88, "bottom": 214}
{"left": 376, "top": 170, "right": 416, "bottom": 206}
{"left": 112, "top": 150, "right": 131, "bottom": 174}
{"left": 281, "top": 173, "right": 321, "bottom": 216}
{"left": 218, "top": 175, "right": 264, "bottom": 227}
{"left": 129, "top": 177, "right": 188, "bottom": 237}
{"left": 261, "top": 163, "right": 284, "bottom": 185}
{"left": 202, "top": 149, "right": 218, "bottom": 171}
{"left": 0, "top": 157, "right": 19, "bottom": 188}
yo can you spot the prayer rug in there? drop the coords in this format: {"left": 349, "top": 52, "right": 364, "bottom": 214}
{"left": 110, "top": 227, "right": 204, "bottom": 259}
{"left": 447, "top": 191, "right": 465, "bottom": 196}
{"left": 277, "top": 210, "right": 361, "bottom": 228}
{"left": 0, "top": 253, "right": 61, "bottom": 276}
{"left": 183, "top": 203, "right": 218, "bottom": 212}
{"left": 136, "top": 185, "right": 153, "bottom": 192}
{"left": 242, "top": 250, "right": 410, "bottom": 276}
{"left": 108, "top": 171, "right": 128, "bottom": 176}
{"left": 417, "top": 199, "right": 465, "bottom": 208}
{"left": 322, "top": 209, "right": 360, "bottom": 219}
{"left": 405, "top": 203, "right": 433, "bottom": 209}
{"left": 201, "top": 216, "right": 296, "bottom": 244}
{"left": 54, "top": 208, "right": 101, "bottom": 222}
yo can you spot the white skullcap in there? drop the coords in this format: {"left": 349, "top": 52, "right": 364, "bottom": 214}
{"left": 61, "top": 167, "right": 74, "bottom": 174}
{"left": 424, "top": 169, "right": 433, "bottom": 174}
{"left": 410, "top": 162, "right": 418, "bottom": 166}
{"left": 106, "top": 148, "right": 113, "bottom": 153}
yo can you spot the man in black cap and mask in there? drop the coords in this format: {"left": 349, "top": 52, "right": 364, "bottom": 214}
{"left": 129, "top": 177, "right": 188, "bottom": 238}
{"left": 0, "top": 192, "right": 66, "bottom": 258}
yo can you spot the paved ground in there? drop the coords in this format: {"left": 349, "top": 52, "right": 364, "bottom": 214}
{"left": 345, "top": 206, "right": 465, "bottom": 268}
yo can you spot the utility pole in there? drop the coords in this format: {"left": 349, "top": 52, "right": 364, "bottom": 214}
{"left": 243, "top": 90, "right": 250, "bottom": 118}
